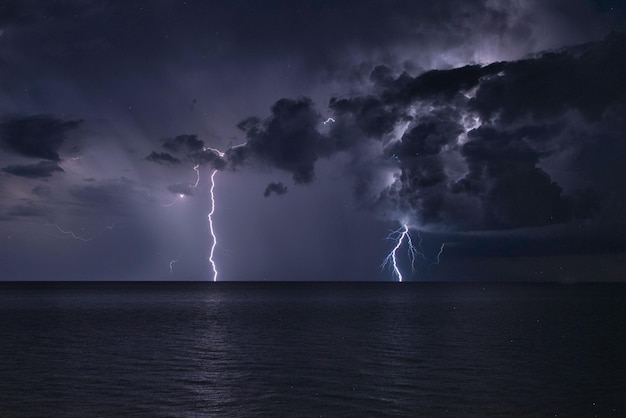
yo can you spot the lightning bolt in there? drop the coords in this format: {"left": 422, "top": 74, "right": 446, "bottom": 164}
{"left": 431, "top": 243, "right": 446, "bottom": 265}
{"left": 208, "top": 169, "right": 220, "bottom": 281}
{"left": 192, "top": 164, "right": 200, "bottom": 187}
{"left": 49, "top": 224, "right": 94, "bottom": 242}
{"left": 203, "top": 148, "right": 226, "bottom": 282}
{"left": 323, "top": 117, "right": 335, "bottom": 125}
{"left": 169, "top": 252, "right": 181, "bottom": 275}
{"left": 405, "top": 231, "right": 416, "bottom": 272}
{"left": 47, "top": 223, "right": 113, "bottom": 242}
{"left": 381, "top": 224, "right": 420, "bottom": 282}
{"left": 159, "top": 151, "right": 221, "bottom": 281}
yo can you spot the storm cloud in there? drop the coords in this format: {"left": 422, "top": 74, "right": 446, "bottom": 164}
{"left": 263, "top": 182, "right": 288, "bottom": 197}
{"left": 141, "top": 32, "right": 626, "bottom": 234}
{"left": 319, "top": 33, "right": 626, "bottom": 232}
{"left": 235, "top": 98, "right": 325, "bottom": 184}
{"left": 2, "top": 160, "right": 64, "bottom": 178}
{"left": 147, "top": 135, "right": 226, "bottom": 170}
{"left": 0, "top": 115, "right": 83, "bottom": 161}
{"left": 141, "top": 32, "right": 626, "bottom": 236}
{"left": 146, "top": 151, "right": 181, "bottom": 166}
{"left": 1, "top": 0, "right": 625, "bottom": 281}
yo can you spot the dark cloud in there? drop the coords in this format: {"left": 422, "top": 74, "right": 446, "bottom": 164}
{"left": 453, "top": 126, "right": 573, "bottom": 228}
{"left": 329, "top": 95, "right": 404, "bottom": 141}
{"left": 2, "top": 0, "right": 625, "bottom": 281}
{"left": 263, "top": 182, "right": 288, "bottom": 197}
{"left": 390, "top": 113, "right": 463, "bottom": 157}
{"left": 323, "top": 33, "right": 626, "bottom": 232}
{"left": 0, "top": 115, "right": 83, "bottom": 161}
{"left": 147, "top": 135, "right": 226, "bottom": 170}
{"left": 5, "top": 201, "right": 52, "bottom": 219}
{"left": 145, "top": 151, "right": 181, "bottom": 165}
{"left": 399, "top": 63, "right": 504, "bottom": 102}
{"left": 469, "top": 32, "right": 626, "bottom": 123}
{"left": 236, "top": 98, "right": 324, "bottom": 183}
{"left": 162, "top": 134, "right": 204, "bottom": 154}
{"left": 207, "top": 33, "right": 624, "bottom": 233}
{"left": 2, "top": 160, "right": 63, "bottom": 178}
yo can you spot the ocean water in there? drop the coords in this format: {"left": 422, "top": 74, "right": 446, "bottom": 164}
{"left": 0, "top": 282, "right": 625, "bottom": 417}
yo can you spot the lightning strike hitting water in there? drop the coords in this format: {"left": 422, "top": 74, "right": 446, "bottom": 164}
{"left": 381, "top": 224, "right": 419, "bottom": 282}
{"left": 203, "top": 148, "right": 226, "bottom": 282}
{"left": 207, "top": 169, "right": 220, "bottom": 281}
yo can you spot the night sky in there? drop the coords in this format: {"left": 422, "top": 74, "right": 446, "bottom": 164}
{"left": 1, "top": 0, "right": 625, "bottom": 281}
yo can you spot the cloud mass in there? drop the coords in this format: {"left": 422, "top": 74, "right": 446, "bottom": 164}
{"left": 1, "top": 0, "right": 625, "bottom": 281}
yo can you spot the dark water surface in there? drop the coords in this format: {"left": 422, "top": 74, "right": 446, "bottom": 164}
{"left": 1, "top": 282, "right": 625, "bottom": 417}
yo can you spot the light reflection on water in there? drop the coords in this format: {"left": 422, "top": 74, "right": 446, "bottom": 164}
{"left": 0, "top": 282, "right": 624, "bottom": 417}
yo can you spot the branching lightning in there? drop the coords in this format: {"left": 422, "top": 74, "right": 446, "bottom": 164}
{"left": 381, "top": 224, "right": 419, "bottom": 282}
{"left": 405, "top": 230, "right": 417, "bottom": 272}
{"left": 382, "top": 224, "right": 448, "bottom": 281}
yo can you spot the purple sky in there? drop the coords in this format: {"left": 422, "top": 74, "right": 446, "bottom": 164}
{"left": 1, "top": 0, "right": 625, "bottom": 281}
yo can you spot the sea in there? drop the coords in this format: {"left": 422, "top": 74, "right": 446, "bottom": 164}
{"left": 0, "top": 282, "right": 624, "bottom": 417}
